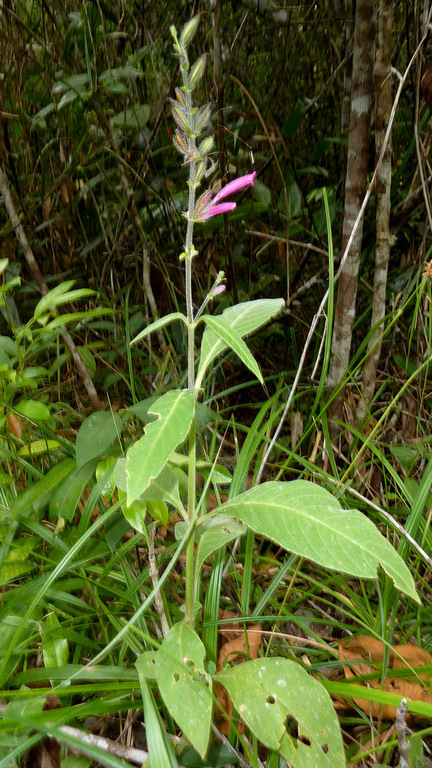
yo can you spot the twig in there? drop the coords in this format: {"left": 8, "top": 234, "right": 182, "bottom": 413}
{"left": 0, "top": 163, "right": 103, "bottom": 411}
{"left": 396, "top": 698, "right": 409, "bottom": 768}
{"left": 56, "top": 725, "right": 149, "bottom": 767}
{"left": 148, "top": 522, "right": 170, "bottom": 637}
{"left": 256, "top": 24, "right": 432, "bottom": 485}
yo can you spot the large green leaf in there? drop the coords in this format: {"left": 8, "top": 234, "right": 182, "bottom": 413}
{"left": 196, "top": 299, "right": 284, "bottom": 388}
{"left": 155, "top": 622, "right": 212, "bottom": 759}
{"left": 217, "top": 480, "right": 418, "bottom": 602}
{"left": 200, "top": 315, "right": 263, "bottom": 384}
{"left": 76, "top": 412, "right": 122, "bottom": 469}
{"left": 215, "top": 658, "right": 344, "bottom": 767}
{"left": 114, "top": 458, "right": 183, "bottom": 512}
{"left": 195, "top": 514, "right": 246, "bottom": 572}
{"left": 126, "top": 390, "right": 194, "bottom": 505}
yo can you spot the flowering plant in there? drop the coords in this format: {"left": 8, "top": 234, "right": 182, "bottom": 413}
{"left": 122, "top": 16, "right": 417, "bottom": 767}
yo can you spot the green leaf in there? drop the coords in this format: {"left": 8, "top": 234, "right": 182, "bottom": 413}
{"left": 96, "top": 457, "right": 117, "bottom": 500}
{"left": 18, "top": 440, "right": 61, "bottom": 457}
{"left": 33, "top": 281, "right": 76, "bottom": 317}
{"left": 49, "top": 460, "right": 98, "bottom": 522}
{"left": 253, "top": 179, "right": 272, "bottom": 206}
{"left": 112, "top": 104, "right": 151, "bottom": 128}
{"left": 200, "top": 315, "right": 263, "bottom": 384}
{"left": 118, "top": 489, "right": 147, "bottom": 535}
{"left": 115, "top": 459, "right": 184, "bottom": 513}
{"left": 147, "top": 500, "right": 169, "bottom": 526}
{"left": 136, "top": 651, "right": 157, "bottom": 682}
{"left": 76, "top": 412, "right": 122, "bottom": 469}
{"left": 279, "top": 176, "right": 302, "bottom": 219}
{"left": 196, "top": 299, "right": 284, "bottom": 389}
{"left": 13, "top": 459, "right": 76, "bottom": 518}
{"left": 14, "top": 400, "right": 51, "bottom": 422}
{"left": 99, "top": 66, "right": 144, "bottom": 81}
{"left": 195, "top": 514, "right": 246, "bottom": 572}
{"left": 131, "top": 312, "right": 187, "bottom": 345}
{"left": 139, "top": 675, "right": 179, "bottom": 768}
{"left": 217, "top": 480, "right": 419, "bottom": 602}
{"left": 42, "top": 613, "right": 69, "bottom": 672}
{"left": 43, "top": 307, "right": 115, "bottom": 330}
{"left": 155, "top": 622, "right": 212, "bottom": 758}
{"left": 126, "top": 390, "right": 194, "bottom": 505}
{"left": 215, "top": 658, "right": 344, "bottom": 767}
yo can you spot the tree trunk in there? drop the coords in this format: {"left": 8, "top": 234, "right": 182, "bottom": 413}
{"left": 327, "top": 0, "right": 376, "bottom": 425}
{"left": 357, "top": 0, "right": 393, "bottom": 421}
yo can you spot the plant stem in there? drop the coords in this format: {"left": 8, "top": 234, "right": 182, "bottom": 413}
{"left": 184, "top": 82, "right": 198, "bottom": 626}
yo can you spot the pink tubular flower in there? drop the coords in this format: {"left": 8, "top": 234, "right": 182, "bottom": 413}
{"left": 195, "top": 171, "right": 257, "bottom": 220}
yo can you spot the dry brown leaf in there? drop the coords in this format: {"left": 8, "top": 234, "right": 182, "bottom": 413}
{"left": 7, "top": 413, "right": 22, "bottom": 439}
{"left": 338, "top": 635, "right": 432, "bottom": 719}
{"left": 215, "top": 617, "right": 262, "bottom": 734}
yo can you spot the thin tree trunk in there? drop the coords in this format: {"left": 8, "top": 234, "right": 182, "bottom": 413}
{"left": 327, "top": 0, "right": 376, "bottom": 425}
{"left": 357, "top": 0, "right": 393, "bottom": 421}
{"left": 0, "top": 163, "right": 103, "bottom": 411}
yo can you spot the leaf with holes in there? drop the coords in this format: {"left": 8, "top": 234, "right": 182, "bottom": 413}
{"left": 217, "top": 480, "right": 418, "bottom": 602}
{"left": 215, "top": 658, "right": 344, "bottom": 767}
{"left": 195, "top": 514, "right": 247, "bottom": 572}
{"left": 155, "top": 622, "right": 212, "bottom": 758}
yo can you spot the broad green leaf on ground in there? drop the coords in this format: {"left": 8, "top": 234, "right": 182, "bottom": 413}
{"left": 217, "top": 480, "right": 418, "bottom": 602}
{"left": 196, "top": 299, "right": 285, "bottom": 389}
{"left": 195, "top": 514, "right": 247, "bottom": 572}
{"left": 215, "top": 658, "right": 344, "bottom": 767}
{"left": 131, "top": 311, "right": 187, "bottom": 346}
{"left": 76, "top": 411, "right": 122, "bottom": 469}
{"left": 126, "top": 390, "right": 194, "bottom": 506}
{"left": 200, "top": 315, "right": 263, "bottom": 384}
{"left": 155, "top": 622, "right": 212, "bottom": 758}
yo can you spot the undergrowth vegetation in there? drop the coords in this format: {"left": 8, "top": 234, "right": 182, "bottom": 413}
{"left": 0, "top": 2, "right": 432, "bottom": 767}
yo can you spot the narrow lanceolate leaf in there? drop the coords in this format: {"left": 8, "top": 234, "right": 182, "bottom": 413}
{"left": 126, "top": 390, "right": 194, "bottom": 506}
{"left": 215, "top": 658, "right": 345, "bottom": 767}
{"left": 200, "top": 315, "right": 263, "bottom": 384}
{"left": 217, "top": 480, "right": 419, "bottom": 602}
{"left": 196, "top": 298, "right": 284, "bottom": 388}
{"left": 131, "top": 312, "right": 187, "bottom": 345}
{"left": 155, "top": 622, "right": 212, "bottom": 759}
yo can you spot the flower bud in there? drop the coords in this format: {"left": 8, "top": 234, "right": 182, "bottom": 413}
{"left": 194, "top": 103, "right": 211, "bottom": 135}
{"left": 189, "top": 54, "right": 206, "bottom": 90}
{"left": 173, "top": 130, "right": 188, "bottom": 155}
{"left": 195, "top": 159, "right": 205, "bottom": 184}
{"left": 198, "top": 135, "right": 214, "bottom": 157}
{"left": 175, "top": 88, "right": 186, "bottom": 107}
{"left": 170, "top": 100, "right": 190, "bottom": 133}
{"left": 180, "top": 17, "right": 199, "bottom": 48}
